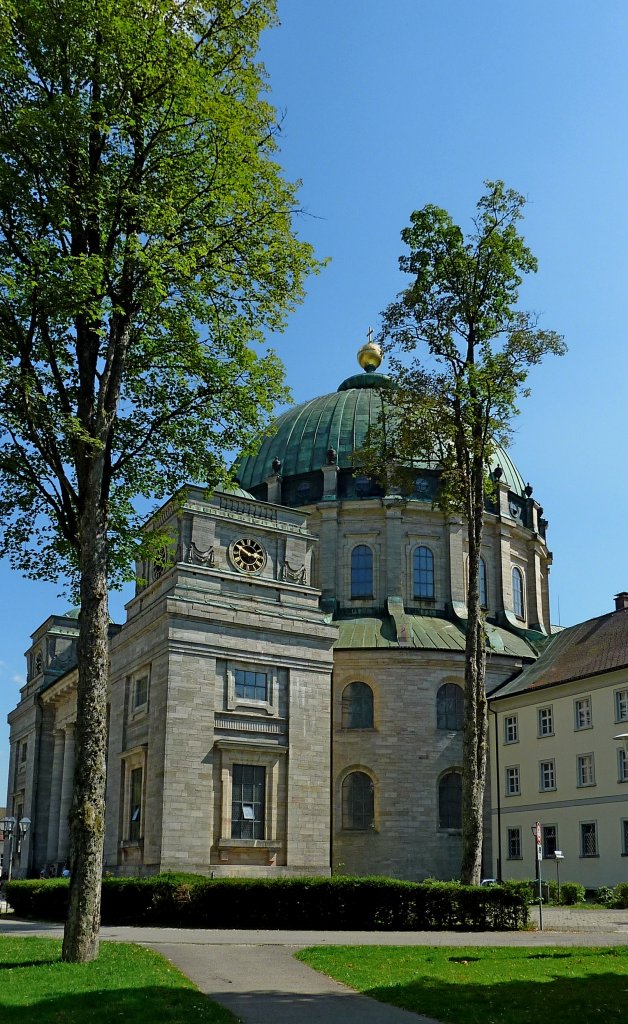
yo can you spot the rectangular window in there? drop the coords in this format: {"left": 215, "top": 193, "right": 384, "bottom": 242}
{"left": 622, "top": 819, "right": 628, "bottom": 855}
{"left": 234, "top": 669, "right": 268, "bottom": 702}
{"left": 19, "top": 741, "right": 27, "bottom": 764}
{"left": 505, "top": 765, "right": 520, "bottom": 796}
{"left": 616, "top": 689, "right": 628, "bottom": 722}
{"left": 618, "top": 748, "right": 628, "bottom": 783}
{"left": 580, "top": 821, "right": 598, "bottom": 857}
{"left": 538, "top": 706, "right": 554, "bottom": 737}
{"left": 504, "top": 715, "right": 518, "bottom": 744}
{"left": 542, "top": 824, "right": 557, "bottom": 859}
{"left": 129, "top": 767, "right": 143, "bottom": 841}
{"left": 133, "top": 674, "right": 149, "bottom": 710}
{"left": 577, "top": 753, "right": 595, "bottom": 787}
{"left": 539, "top": 759, "right": 556, "bottom": 791}
{"left": 507, "top": 827, "right": 522, "bottom": 859}
{"left": 574, "top": 697, "right": 592, "bottom": 730}
{"left": 231, "top": 764, "right": 265, "bottom": 839}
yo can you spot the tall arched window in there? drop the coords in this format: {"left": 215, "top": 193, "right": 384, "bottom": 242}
{"left": 413, "top": 546, "right": 434, "bottom": 599}
{"left": 439, "top": 770, "right": 462, "bottom": 829}
{"left": 351, "top": 544, "right": 373, "bottom": 598}
{"left": 512, "top": 566, "right": 525, "bottom": 619}
{"left": 479, "top": 557, "right": 488, "bottom": 608}
{"left": 437, "top": 684, "right": 464, "bottom": 730}
{"left": 342, "top": 682, "right": 374, "bottom": 729}
{"left": 342, "top": 771, "right": 374, "bottom": 830}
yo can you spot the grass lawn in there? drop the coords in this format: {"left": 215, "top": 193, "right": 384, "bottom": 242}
{"left": 0, "top": 937, "right": 237, "bottom": 1023}
{"left": 297, "top": 945, "right": 628, "bottom": 1024}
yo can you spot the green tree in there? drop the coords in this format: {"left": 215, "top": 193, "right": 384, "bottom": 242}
{"left": 376, "top": 181, "right": 565, "bottom": 883}
{"left": 0, "top": 0, "right": 319, "bottom": 960}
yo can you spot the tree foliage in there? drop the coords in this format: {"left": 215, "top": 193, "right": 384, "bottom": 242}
{"left": 0, "top": 0, "right": 316, "bottom": 585}
{"left": 373, "top": 181, "right": 565, "bottom": 882}
{"left": 0, "top": 0, "right": 319, "bottom": 960}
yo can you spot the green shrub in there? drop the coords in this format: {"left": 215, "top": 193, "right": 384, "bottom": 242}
{"left": 5, "top": 878, "right": 69, "bottom": 919}
{"left": 560, "top": 881, "right": 585, "bottom": 905}
{"left": 613, "top": 881, "right": 628, "bottom": 909}
{"left": 595, "top": 886, "right": 616, "bottom": 906}
{"left": 6, "top": 874, "right": 529, "bottom": 931}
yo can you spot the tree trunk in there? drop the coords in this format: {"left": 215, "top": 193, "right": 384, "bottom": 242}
{"left": 61, "top": 490, "right": 109, "bottom": 962}
{"left": 459, "top": 458, "right": 488, "bottom": 885}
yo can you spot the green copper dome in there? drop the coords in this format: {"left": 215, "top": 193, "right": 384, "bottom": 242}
{"left": 235, "top": 364, "right": 527, "bottom": 500}
{"left": 237, "top": 370, "right": 394, "bottom": 488}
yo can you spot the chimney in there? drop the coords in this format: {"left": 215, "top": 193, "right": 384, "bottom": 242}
{"left": 614, "top": 592, "right": 628, "bottom": 612}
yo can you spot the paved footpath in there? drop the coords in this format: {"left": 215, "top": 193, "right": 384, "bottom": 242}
{"left": 2, "top": 909, "right": 628, "bottom": 1024}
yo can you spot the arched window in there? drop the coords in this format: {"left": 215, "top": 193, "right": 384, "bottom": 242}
{"left": 437, "top": 684, "right": 464, "bottom": 731}
{"left": 413, "top": 545, "right": 434, "bottom": 599}
{"left": 342, "top": 771, "right": 375, "bottom": 830}
{"left": 479, "top": 557, "right": 488, "bottom": 608}
{"left": 439, "top": 770, "right": 462, "bottom": 829}
{"left": 351, "top": 544, "right": 373, "bottom": 598}
{"left": 342, "top": 682, "right": 374, "bottom": 729}
{"left": 512, "top": 566, "right": 525, "bottom": 619}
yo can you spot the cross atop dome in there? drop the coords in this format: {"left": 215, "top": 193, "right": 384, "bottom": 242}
{"left": 357, "top": 328, "right": 383, "bottom": 372}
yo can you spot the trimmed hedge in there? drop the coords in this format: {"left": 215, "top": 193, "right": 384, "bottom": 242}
{"left": 559, "top": 881, "right": 585, "bottom": 905}
{"left": 6, "top": 874, "right": 529, "bottom": 930}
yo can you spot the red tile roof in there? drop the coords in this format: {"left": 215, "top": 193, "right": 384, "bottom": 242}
{"left": 492, "top": 607, "right": 628, "bottom": 697}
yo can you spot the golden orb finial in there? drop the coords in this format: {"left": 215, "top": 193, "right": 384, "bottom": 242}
{"left": 357, "top": 327, "right": 382, "bottom": 372}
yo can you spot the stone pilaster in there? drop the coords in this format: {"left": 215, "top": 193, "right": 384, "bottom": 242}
{"left": 265, "top": 473, "right": 282, "bottom": 503}
{"left": 448, "top": 517, "right": 466, "bottom": 607}
{"left": 384, "top": 504, "right": 402, "bottom": 597}
{"left": 46, "top": 729, "right": 65, "bottom": 864}
{"left": 57, "top": 724, "right": 75, "bottom": 864}
{"left": 321, "top": 463, "right": 339, "bottom": 500}
{"left": 498, "top": 526, "right": 513, "bottom": 614}
{"left": 528, "top": 541, "right": 548, "bottom": 634}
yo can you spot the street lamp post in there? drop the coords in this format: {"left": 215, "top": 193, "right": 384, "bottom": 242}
{"left": 1, "top": 815, "right": 32, "bottom": 884}
{"left": 554, "top": 850, "right": 564, "bottom": 905}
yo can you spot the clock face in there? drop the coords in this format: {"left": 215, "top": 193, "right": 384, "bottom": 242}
{"left": 230, "top": 537, "right": 266, "bottom": 574}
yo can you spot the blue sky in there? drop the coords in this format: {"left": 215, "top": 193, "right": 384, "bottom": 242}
{"left": 1, "top": 0, "right": 628, "bottom": 796}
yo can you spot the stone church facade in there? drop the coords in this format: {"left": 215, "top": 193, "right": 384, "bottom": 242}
{"left": 6, "top": 344, "right": 553, "bottom": 880}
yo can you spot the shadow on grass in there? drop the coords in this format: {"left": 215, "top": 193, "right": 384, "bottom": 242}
{"left": 363, "top": 967, "right": 628, "bottom": 1024}
{"left": 0, "top": 959, "right": 58, "bottom": 969}
{"left": 1, "top": 985, "right": 235, "bottom": 1024}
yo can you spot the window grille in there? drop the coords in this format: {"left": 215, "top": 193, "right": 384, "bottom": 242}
{"left": 507, "top": 827, "right": 522, "bottom": 859}
{"left": 581, "top": 822, "right": 598, "bottom": 857}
